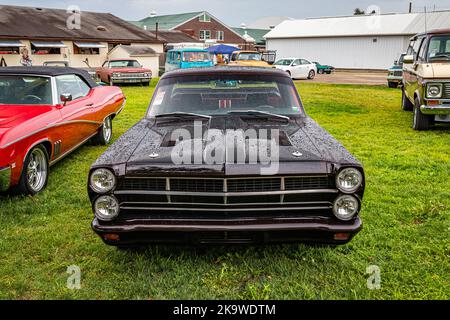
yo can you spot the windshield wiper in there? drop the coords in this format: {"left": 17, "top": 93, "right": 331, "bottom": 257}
{"left": 227, "top": 110, "right": 290, "bottom": 122}
{"left": 155, "top": 112, "right": 211, "bottom": 122}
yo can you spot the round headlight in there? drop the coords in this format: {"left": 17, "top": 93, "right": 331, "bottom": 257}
{"left": 427, "top": 84, "right": 442, "bottom": 98}
{"left": 94, "top": 195, "right": 119, "bottom": 221}
{"left": 90, "top": 168, "right": 116, "bottom": 193}
{"left": 333, "top": 195, "right": 359, "bottom": 221}
{"left": 336, "top": 168, "right": 363, "bottom": 193}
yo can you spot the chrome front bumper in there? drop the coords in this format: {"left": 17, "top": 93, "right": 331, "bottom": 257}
{"left": 0, "top": 166, "right": 11, "bottom": 192}
{"left": 421, "top": 104, "right": 450, "bottom": 115}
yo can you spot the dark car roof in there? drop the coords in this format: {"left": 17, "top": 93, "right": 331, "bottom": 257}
{"left": 0, "top": 66, "right": 98, "bottom": 87}
{"left": 161, "top": 66, "right": 290, "bottom": 79}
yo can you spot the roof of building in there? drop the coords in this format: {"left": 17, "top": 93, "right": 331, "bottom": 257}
{"left": 246, "top": 16, "right": 294, "bottom": 29}
{"left": 155, "top": 30, "right": 202, "bottom": 43}
{"left": 133, "top": 12, "right": 204, "bottom": 30}
{"left": 0, "top": 66, "right": 98, "bottom": 87}
{"left": 114, "top": 45, "right": 158, "bottom": 56}
{"left": 0, "top": 4, "right": 161, "bottom": 43}
{"left": 232, "top": 28, "right": 269, "bottom": 45}
{"left": 265, "top": 11, "right": 450, "bottom": 39}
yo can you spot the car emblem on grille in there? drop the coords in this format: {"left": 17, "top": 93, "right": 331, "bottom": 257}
{"left": 292, "top": 151, "right": 303, "bottom": 157}
{"left": 149, "top": 152, "right": 159, "bottom": 158}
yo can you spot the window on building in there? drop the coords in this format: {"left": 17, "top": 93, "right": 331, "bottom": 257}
{"left": 199, "top": 13, "right": 211, "bottom": 22}
{"left": 0, "top": 46, "right": 21, "bottom": 54}
{"left": 200, "top": 30, "right": 211, "bottom": 40}
{"left": 0, "top": 40, "right": 24, "bottom": 55}
{"left": 31, "top": 45, "right": 61, "bottom": 55}
{"left": 216, "top": 31, "right": 224, "bottom": 41}
{"left": 74, "top": 46, "right": 100, "bottom": 55}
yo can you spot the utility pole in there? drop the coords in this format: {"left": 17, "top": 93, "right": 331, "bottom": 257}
{"left": 409, "top": 2, "right": 412, "bottom": 13}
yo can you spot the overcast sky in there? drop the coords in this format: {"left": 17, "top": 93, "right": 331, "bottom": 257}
{"left": 1, "top": 0, "right": 449, "bottom": 25}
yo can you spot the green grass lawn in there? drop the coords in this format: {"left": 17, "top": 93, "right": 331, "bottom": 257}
{"left": 0, "top": 80, "right": 449, "bottom": 300}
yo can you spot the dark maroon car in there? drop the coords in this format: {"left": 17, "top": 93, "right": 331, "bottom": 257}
{"left": 88, "top": 67, "right": 365, "bottom": 247}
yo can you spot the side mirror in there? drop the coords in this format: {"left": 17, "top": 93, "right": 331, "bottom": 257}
{"left": 403, "top": 55, "right": 414, "bottom": 64}
{"left": 60, "top": 93, "right": 72, "bottom": 105}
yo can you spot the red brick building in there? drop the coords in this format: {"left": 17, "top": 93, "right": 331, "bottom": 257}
{"left": 132, "top": 11, "right": 253, "bottom": 48}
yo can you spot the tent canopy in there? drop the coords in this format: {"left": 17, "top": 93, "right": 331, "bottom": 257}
{"left": 207, "top": 44, "right": 239, "bottom": 55}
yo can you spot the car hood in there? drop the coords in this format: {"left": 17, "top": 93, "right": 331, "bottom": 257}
{"left": 230, "top": 61, "right": 271, "bottom": 67}
{"left": 93, "top": 116, "right": 361, "bottom": 176}
{"left": 274, "top": 65, "right": 290, "bottom": 71}
{"left": 0, "top": 105, "right": 53, "bottom": 128}
{"left": 430, "top": 62, "right": 450, "bottom": 79}
{"left": 108, "top": 68, "right": 151, "bottom": 73}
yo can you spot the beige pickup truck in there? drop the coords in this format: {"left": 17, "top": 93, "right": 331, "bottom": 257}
{"left": 402, "top": 29, "right": 450, "bottom": 130}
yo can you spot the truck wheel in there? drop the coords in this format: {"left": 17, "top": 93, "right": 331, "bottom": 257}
{"left": 413, "top": 97, "right": 433, "bottom": 131}
{"left": 15, "top": 145, "right": 49, "bottom": 195}
{"left": 388, "top": 82, "right": 398, "bottom": 88}
{"left": 401, "top": 87, "right": 414, "bottom": 111}
{"left": 92, "top": 116, "right": 113, "bottom": 145}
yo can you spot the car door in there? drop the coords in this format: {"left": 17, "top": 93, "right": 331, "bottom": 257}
{"left": 55, "top": 74, "right": 96, "bottom": 154}
{"left": 301, "top": 59, "right": 312, "bottom": 77}
{"left": 290, "top": 59, "right": 302, "bottom": 78}
{"left": 404, "top": 37, "right": 424, "bottom": 99}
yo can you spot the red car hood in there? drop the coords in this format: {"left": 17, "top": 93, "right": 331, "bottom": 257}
{"left": 0, "top": 104, "right": 53, "bottom": 129}
{"left": 108, "top": 68, "right": 151, "bottom": 73}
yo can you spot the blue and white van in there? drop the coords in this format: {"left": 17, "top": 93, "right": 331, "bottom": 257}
{"left": 165, "top": 48, "right": 213, "bottom": 72}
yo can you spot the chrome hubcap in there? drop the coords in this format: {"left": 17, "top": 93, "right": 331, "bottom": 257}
{"left": 27, "top": 148, "right": 47, "bottom": 192}
{"left": 103, "top": 117, "right": 112, "bottom": 142}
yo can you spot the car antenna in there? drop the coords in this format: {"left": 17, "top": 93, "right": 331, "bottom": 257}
{"left": 424, "top": 6, "right": 427, "bottom": 33}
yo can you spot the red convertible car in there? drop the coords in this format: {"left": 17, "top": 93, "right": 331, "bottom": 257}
{"left": 0, "top": 67, "right": 125, "bottom": 195}
{"left": 96, "top": 59, "right": 152, "bottom": 86}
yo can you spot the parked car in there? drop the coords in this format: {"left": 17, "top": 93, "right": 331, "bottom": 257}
{"left": 228, "top": 51, "right": 272, "bottom": 68}
{"left": 165, "top": 48, "right": 213, "bottom": 72}
{"left": 0, "top": 67, "right": 125, "bottom": 195}
{"left": 387, "top": 53, "right": 406, "bottom": 88}
{"left": 273, "top": 58, "right": 317, "bottom": 79}
{"left": 43, "top": 61, "right": 99, "bottom": 82}
{"left": 402, "top": 29, "right": 450, "bottom": 130}
{"left": 96, "top": 59, "right": 152, "bottom": 86}
{"left": 88, "top": 66, "right": 365, "bottom": 247}
{"left": 313, "top": 62, "right": 335, "bottom": 74}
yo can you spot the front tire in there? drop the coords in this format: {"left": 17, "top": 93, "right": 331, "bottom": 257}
{"left": 16, "top": 145, "right": 49, "bottom": 195}
{"left": 401, "top": 87, "right": 414, "bottom": 111}
{"left": 308, "top": 70, "right": 315, "bottom": 80}
{"left": 388, "top": 82, "right": 398, "bottom": 88}
{"left": 92, "top": 116, "right": 113, "bottom": 145}
{"left": 413, "top": 97, "right": 433, "bottom": 131}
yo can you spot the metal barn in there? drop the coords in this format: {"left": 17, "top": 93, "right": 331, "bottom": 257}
{"left": 265, "top": 11, "right": 450, "bottom": 70}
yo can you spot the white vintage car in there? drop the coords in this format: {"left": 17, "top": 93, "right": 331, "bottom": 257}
{"left": 273, "top": 58, "right": 317, "bottom": 80}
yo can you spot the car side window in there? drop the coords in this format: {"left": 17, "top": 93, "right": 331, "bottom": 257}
{"left": 292, "top": 59, "right": 301, "bottom": 66}
{"left": 301, "top": 59, "right": 310, "bottom": 65}
{"left": 406, "top": 40, "right": 415, "bottom": 55}
{"left": 418, "top": 38, "right": 428, "bottom": 62}
{"left": 56, "top": 74, "right": 91, "bottom": 103}
{"left": 412, "top": 38, "right": 424, "bottom": 60}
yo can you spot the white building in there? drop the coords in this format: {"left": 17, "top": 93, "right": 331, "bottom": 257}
{"left": 265, "top": 11, "right": 450, "bottom": 70}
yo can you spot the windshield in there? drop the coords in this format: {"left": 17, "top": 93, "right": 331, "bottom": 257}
{"left": 109, "top": 60, "right": 141, "bottom": 68}
{"left": 182, "top": 51, "right": 211, "bottom": 63}
{"left": 274, "top": 59, "right": 293, "bottom": 66}
{"left": 147, "top": 74, "right": 303, "bottom": 118}
{"left": 238, "top": 53, "right": 262, "bottom": 61}
{"left": 0, "top": 75, "right": 53, "bottom": 105}
{"left": 428, "top": 35, "right": 450, "bottom": 60}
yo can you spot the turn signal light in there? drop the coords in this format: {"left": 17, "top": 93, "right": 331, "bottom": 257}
{"left": 103, "top": 233, "right": 120, "bottom": 241}
{"left": 334, "top": 233, "right": 351, "bottom": 241}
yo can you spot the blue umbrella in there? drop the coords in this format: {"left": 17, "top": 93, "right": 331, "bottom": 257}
{"left": 207, "top": 44, "right": 239, "bottom": 55}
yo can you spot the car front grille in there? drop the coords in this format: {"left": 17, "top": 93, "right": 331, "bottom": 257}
{"left": 115, "top": 176, "right": 336, "bottom": 218}
{"left": 393, "top": 71, "right": 403, "bottom": 77}
{"left": 443, "top": 83, "right": 450, "bottom": 99}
